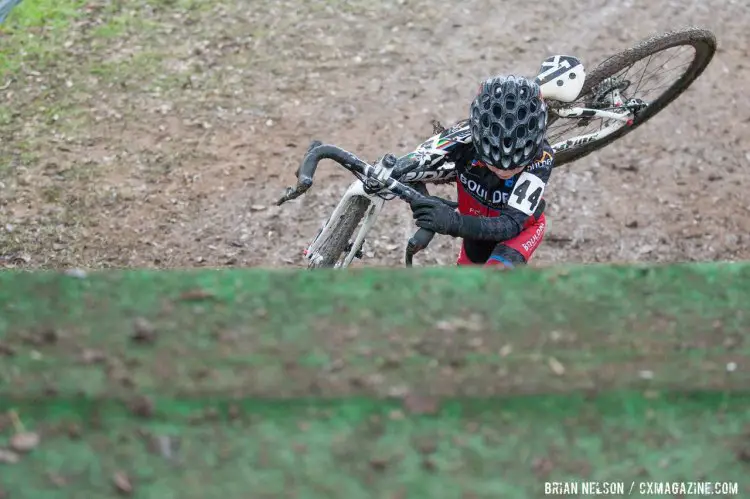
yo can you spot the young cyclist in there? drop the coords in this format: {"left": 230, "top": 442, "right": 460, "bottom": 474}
{"left": 407, "top": 75, "right": 552, "bottom": 268}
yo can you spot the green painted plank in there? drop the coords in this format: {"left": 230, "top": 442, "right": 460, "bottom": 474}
{"left": 1, "top": 263, "right": 748, "bottom": 398}
{"left": 0, "top": 393, "right": 747, "bottom": 498}
{"left": 0, "top": 264, "right": 749, "bottom": 497}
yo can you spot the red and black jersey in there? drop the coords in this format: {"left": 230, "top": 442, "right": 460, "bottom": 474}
{"left": 405, "top": 120, "right": 554, "bottom": 242}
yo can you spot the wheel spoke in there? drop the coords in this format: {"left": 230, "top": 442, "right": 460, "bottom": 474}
{"left": 635, "top": 56, "right": 693, "bottom": 93}
{"left": 549, "top": 37, "right": 707, "bottom": 161}
{"left": 633, "top": 54, "right": 654, "bottom": 95}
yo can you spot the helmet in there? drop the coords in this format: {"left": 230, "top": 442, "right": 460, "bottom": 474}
{"left": 469, "top": 75, "right": 547, "bottom": 170}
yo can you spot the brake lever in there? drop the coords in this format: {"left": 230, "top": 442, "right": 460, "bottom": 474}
{"left": 405, "top": 228, "right": 436, "bottom": 267}
{"left": 276, "top": 140, "right": 322, "bottom": 206}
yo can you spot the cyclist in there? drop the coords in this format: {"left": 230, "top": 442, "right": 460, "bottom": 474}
{"left": 407, "top": 74, "right": 553, "bottom": 269}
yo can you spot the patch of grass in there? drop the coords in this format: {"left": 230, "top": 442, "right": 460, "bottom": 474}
{"left": 1, "top": 0, "right": 84, "bottom": 29}
{"left": 0, "top": 105, "right": 12, "bottom": 126}
{"left": 89, "top": 49, "right": 175, "bottom": 89}
{"left": 0, "top": 0, "right": 86, "bottom": 76}
{"left": 90, "top": 12, "right": 130, "bottom": 40}
{"left": 0, "top": 0, "right": 182, "bottom": 172}
{"left": 88, "top": 2, "right": 165, "bottom": 43}
{"left": 0, "top": 1, "right": 163, "bottom": 79}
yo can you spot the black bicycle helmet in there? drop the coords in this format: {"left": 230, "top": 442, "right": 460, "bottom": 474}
{"left": 469, "top": 75, "right": 547, "bottom": 170}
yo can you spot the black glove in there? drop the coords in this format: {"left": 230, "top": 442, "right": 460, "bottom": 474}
{"left": 409, "top": 196, "right": 461, "bottom": 236}
{"left": 430, "top": 196, "right": 459, "bottom": 210}
{"left": 410, "top": 184, "right": 458, "bottom": 209}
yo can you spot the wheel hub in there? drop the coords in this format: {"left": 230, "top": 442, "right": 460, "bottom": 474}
{"left": 589, "top": 77, "right": 630, "bottom": 107}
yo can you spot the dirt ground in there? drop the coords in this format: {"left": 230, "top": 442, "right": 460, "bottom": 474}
{"left": 1, "top": 0, "right": 749, "bottom": 270}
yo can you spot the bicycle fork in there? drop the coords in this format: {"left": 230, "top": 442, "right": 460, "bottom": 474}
{"left": 304, "top": 180, "right": 389, "bottom": 268}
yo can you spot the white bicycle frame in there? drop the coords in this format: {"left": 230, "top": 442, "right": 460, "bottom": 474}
{"left": 305, "top": 79, "right": 633, "bottom": 268}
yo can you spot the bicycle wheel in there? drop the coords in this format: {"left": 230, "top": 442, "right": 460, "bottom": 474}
{"left": 307, "top": 196, "right": 370, "bottom": 269}
{"left": 549, "top": 27, "right": 717, "bottom": 167}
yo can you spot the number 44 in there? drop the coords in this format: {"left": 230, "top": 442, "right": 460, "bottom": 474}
{"left": 508, "top": 172, "right": 545, "bottom": 215}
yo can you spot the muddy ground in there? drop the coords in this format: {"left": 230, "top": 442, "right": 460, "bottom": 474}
{"left": 1, "top": 0, "right": 749, "bottom": 270}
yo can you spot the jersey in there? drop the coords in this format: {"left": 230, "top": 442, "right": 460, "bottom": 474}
{"left": 405, "top": 119, "right": 554, "bottom": 242}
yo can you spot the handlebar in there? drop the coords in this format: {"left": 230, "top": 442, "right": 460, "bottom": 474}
{"left": 277, "top": 143, "right": 365, "bottom": 204}
{"left": 404, "top": 228, "right": 436, "bottom": 267}
{"left": 276, "top": 141, "right": 438, "bottom": 265}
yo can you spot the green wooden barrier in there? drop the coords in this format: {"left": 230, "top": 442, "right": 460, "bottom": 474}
{"left": 0, "top": 263, "right": 748, "bottom": 497}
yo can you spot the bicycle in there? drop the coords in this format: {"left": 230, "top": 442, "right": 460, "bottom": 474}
{"left": 276, "top": 28, "right": 716, "bottom": 268}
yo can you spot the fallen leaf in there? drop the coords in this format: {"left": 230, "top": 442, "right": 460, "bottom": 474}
{"left": 531, "top": 456, "right": 555, "bottom": 477}
{"left": 131, "top": 317, "right": 156, "bottom": 344}
{"left": 228, "top": 405, "right": 241, "bottom": 420}
{"left": 10, "top": 432, "right": 40, "bottom": 453}
{"left": 413, "top": 437, "right": 438, "bottom": 455}
{"left": 435, "top": 320, "right": 456, "bottom": 332}
{"left": 47, "top": 472, "right": 68, "bottom": 486}
{"left": 39, "top": 327, "right": 59, "bottom": 344}
{"left": 326, "top": 358, "right": 345, "bottom": 372}
{"left": 0, "top": 415, "right": 10, "bottom": 433}
{"left": 382, "top": 355, "right": 401, "bottom": 369}
{"left": 112, "top": 471, "right": 133, "bottom": 495}
{"left": 178, "top": 289, "right": 216, "bottom": 301}
{"left": 297, "top": 421, "right": 311, "bottom": 432}
{"left": 388, "top": 409, "right": 405, "bottom": 420}
{"left": 67, "top": 423, "right": 82, "bottom": 439}
{"left": 155, "top": 435, "right": 181, "bottom": 461}
{"left": 127, "top": 396, "right": 154, "bottom": 418}
{"left": 421, "top": 457, "right": 437, "bottom": 472}
{"left": 369, "top": 456, "right": 389, "bottom": 471}
{"left": 64, "top": 268, "right": 87, "bottom": 279}
{"left": 80, "top": 349, "right": 107, "bottom": 364}
{"left": 723, "top": 334, "right": 741, "bottom": 349}
{"left": 388, "top": 385, "right": 409, "bottom": 397}
{"left": 403, "top": 394, "right": 440, "bottom": 415}
{"left": 0, "top": 449, "right": 20, "bottom": 464}
{"left": 548, "top": 357, "right": 565, "bottom": 376}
